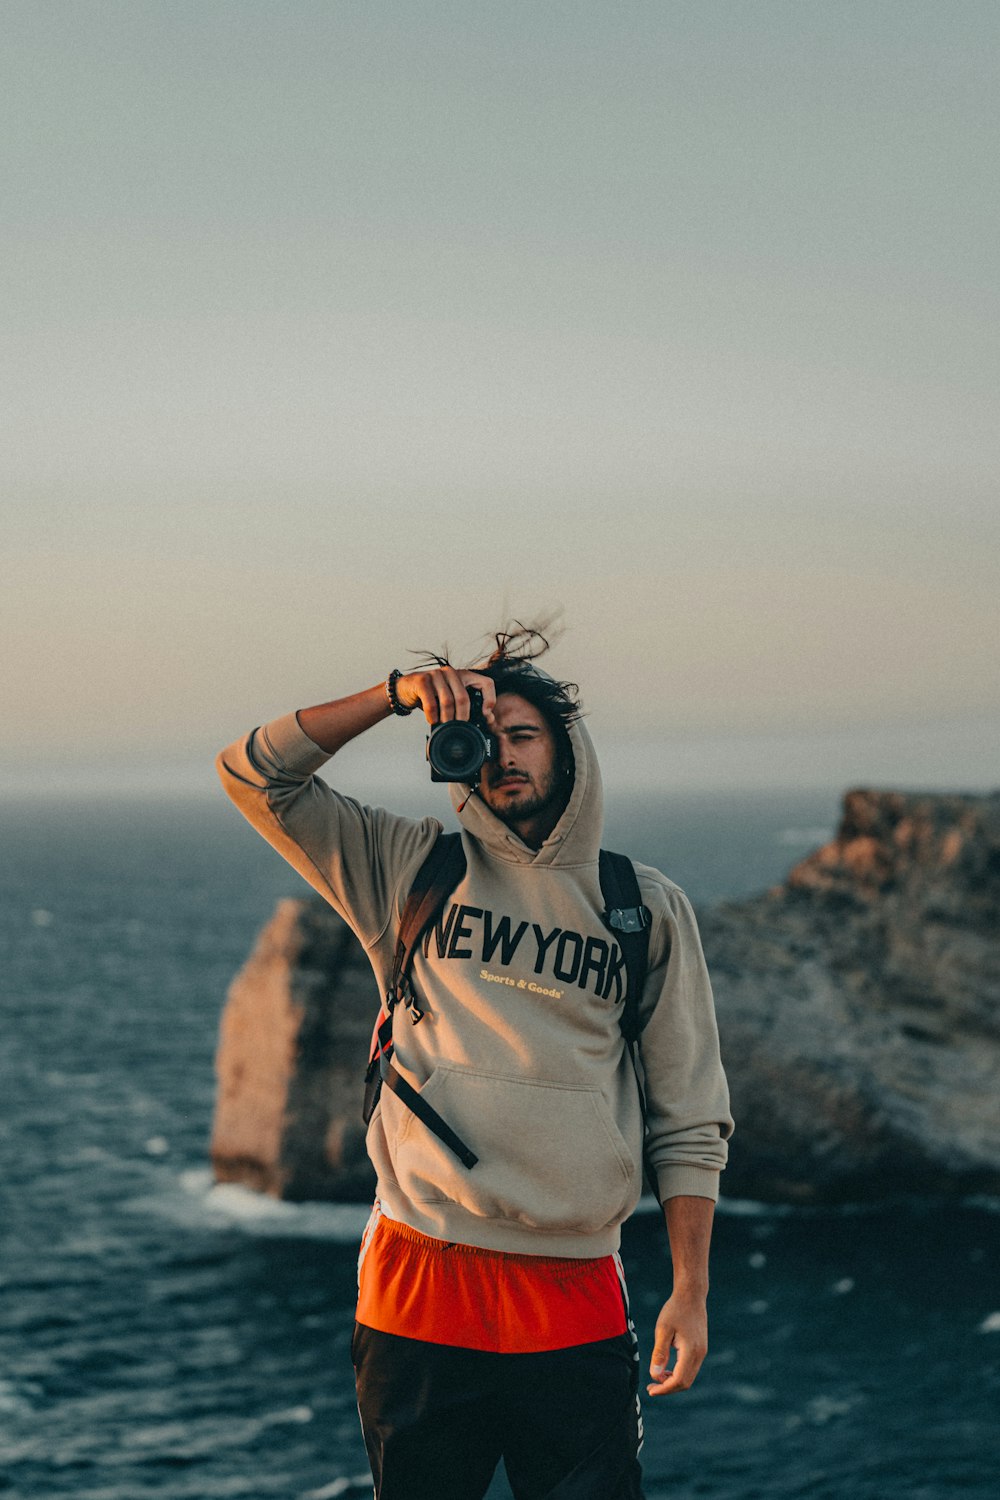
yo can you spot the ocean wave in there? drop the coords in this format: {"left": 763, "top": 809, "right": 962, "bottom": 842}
{"left": 965, "top": 1194, "right": 1000, "bottom": 1216}
{"left": 716, "top": 1196, "right": 797, "bottom": 1217}
{"left": 302, "top": 1479, "right": 378, "bottom": 1499}
{"left": 122, "top": 1168, "right": 372, "bottom": 1242}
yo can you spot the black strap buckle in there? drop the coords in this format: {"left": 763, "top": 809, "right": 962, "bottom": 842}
{"left": 387, "top": 984, "right": 424, "bottom": 1024}
{"left": 606, "top": 905, "right": 651, "bottom": 934}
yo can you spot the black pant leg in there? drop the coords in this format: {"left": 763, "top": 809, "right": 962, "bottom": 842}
{"left": 353, "top": 1324, "right": 506, "bottom": 1500}
{"left": 499, "top": 1333, "right": 645, "bottom": 1500}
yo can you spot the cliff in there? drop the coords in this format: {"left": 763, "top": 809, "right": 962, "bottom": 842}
{"left": 702, "top": 786, "right": 1000, "bottom": 1202}
{"left": 211, "top": 787, "right": 1000, "bottom": 1205}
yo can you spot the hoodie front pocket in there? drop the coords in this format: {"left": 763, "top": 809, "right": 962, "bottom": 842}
{"left": 393, "top": 1066, "right": 638, "bottom": 1234}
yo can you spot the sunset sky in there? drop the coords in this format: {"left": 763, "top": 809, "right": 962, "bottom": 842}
{"left": 5, "top": 2, "right": 998, "bottom": 797}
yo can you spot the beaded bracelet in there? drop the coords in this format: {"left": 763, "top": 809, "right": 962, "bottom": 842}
{"left": 385, "top": 668, "right": 414, "bottom": 716}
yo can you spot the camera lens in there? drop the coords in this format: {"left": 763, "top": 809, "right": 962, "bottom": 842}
{"left": 425, "top": 688, "right": 494, "bottom": 782}
{"left": 438, "top": 734, "right": 472, "bottom": 770}
{"left": 427, "top": 721, "right": 487, "bottom": 782}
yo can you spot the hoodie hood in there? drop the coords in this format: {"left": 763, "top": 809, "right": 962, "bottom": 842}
{"left": 449, "top": 677, "right": 603, "bottom": 868}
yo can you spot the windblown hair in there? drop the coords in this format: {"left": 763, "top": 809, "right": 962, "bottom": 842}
{"left": 409, "top": 616, "right": 583, "bottom": 773}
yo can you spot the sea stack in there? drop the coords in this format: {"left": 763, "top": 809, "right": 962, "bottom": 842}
{"left": 211, "top": 898, "right": 377, "bottom": 1202}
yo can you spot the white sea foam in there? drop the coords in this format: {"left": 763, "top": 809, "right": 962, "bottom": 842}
{"left": 978, "top": 1311, "right": 1000, "bottom": 1333}
{"left": 302, "top": 1479, "right": 374, "bottom": 1499}
{"left": 721, "top": 1195, "right": 954, "bottom": 1221}
{"left": 0, "top": 1379, "right": 36, "bottom": 1416}
{"left": 804, "top": 1393, "right": 864, "bottom": 1423}
{"left": 123, "top": 1168, "right": 372, "bottom": 1242}
{"left": 263, "top": 1406, "right": 314, "bottom": 1426}
{"left": 45, "top": 1070, "right": 103, "bottom": 1088}
{"left": 64, "top": 1144, "right": 118, "bottom": 1164}
{"left": 716, "top": 1197, "right": 795, "bottom": 1218}
{"left": 727, "top": 1383, "right": 775, "bottom": 1404}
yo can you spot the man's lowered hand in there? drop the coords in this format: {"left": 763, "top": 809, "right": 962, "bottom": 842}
{"left": 646, "top": 1289, "right": 708, "bottom": 1396}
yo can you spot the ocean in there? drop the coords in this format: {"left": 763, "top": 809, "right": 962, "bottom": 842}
{"left": 2, "top": 788, "right": 998, "bottom": 1500}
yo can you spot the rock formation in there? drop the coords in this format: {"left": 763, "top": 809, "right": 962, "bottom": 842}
{"left": 703, "top": 787, "right": 1000, "bottom": 1202}
{"left": 211, "top": 787, "right": 1000, "bottom": 1205}
{"left": 211, "top": 898, "right": 377, "bottom": 1202}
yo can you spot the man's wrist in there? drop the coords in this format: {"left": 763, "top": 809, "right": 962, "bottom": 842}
{"left": 385, "top": 668, "right": 414, "bottom": 716}
{"left": 671, "top": 1275, "right": 710, "bottom": 1299}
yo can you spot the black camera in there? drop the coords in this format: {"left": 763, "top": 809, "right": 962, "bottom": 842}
{"left": 426, "top": 688, "right": 495, "bottom": 783}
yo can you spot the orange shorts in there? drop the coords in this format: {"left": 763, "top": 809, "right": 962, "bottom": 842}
{"left": 355, "top": 1203, "right": 630, "bottom": 1354}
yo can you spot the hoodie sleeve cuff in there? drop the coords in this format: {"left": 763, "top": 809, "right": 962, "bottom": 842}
{"left": 255, "top": 711, "right": 335, "bottom": 778}
{"left": 655, "top": 1164, "right": 721, "bottom": 1205}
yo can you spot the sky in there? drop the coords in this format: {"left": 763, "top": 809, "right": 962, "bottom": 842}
{"left": 4, "top": 1, "right": 998, "bottom": 798}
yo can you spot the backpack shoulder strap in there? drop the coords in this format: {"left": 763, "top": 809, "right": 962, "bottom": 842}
{"left": 363, "top": 829, "right": 479, "bottom": 1171}
{"left": 389, "top": 830, "right": 467, "bottom": 1020}
{"left": 599, "top": 849, "right": 651, "bottom": 1044}
{"left": 600, "top": 849, "right": 658, "bottom": 1195}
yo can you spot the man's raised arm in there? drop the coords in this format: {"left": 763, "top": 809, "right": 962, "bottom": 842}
{"left": 295, "top": 682, "right": 394, "bottom": 756}
{"left": 213, "top": 666, "right": 497, "bottom": 951}
{"left": 296, "top": 664, "right": 497, "bottom": 755}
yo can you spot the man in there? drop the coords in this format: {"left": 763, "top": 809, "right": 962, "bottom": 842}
{"left": 216, "top": 641, "right": 734, "bottom": 1500}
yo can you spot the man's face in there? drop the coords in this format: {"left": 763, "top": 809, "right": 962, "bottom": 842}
{"left": 477, "top": 692, "right": 569, "bottom": 836}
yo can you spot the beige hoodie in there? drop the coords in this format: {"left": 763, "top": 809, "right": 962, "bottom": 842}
{"left": 216, "top": 698, "right": 734, "bottom": 1257}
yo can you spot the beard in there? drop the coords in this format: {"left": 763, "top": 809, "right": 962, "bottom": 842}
{"left": 480, "top": 768, "right": 568, "bottom": 830}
